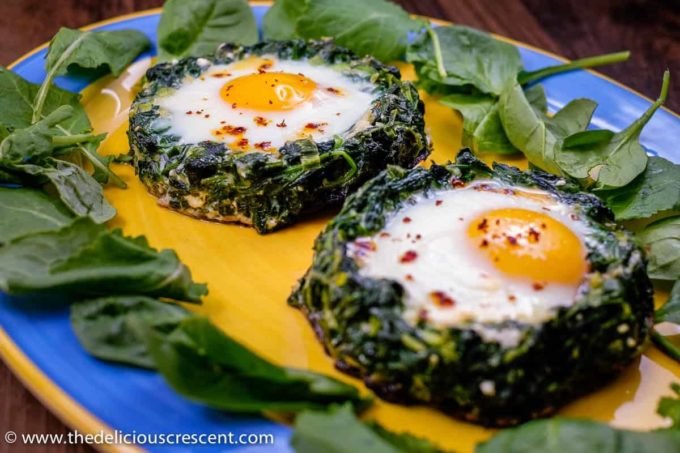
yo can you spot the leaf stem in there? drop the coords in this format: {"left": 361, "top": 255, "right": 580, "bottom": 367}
{"left": 52, "top": 133, "right": 96, "bottom": 148}
{"left": 652, "top": 329, "right": 680, "bottom": 363}
{"left": 426, "top": 25, "right": 447, "bottom": 79}
{"left": 518, "top": 51, "right": 631, "bottom": 85}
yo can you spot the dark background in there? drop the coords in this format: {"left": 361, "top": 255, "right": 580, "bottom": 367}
{"left": 0, "top": 0, "right": 678, "bottom": 451}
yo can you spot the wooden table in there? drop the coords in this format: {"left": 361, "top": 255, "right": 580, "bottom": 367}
{"left": 0, "top": 1, "right": 677, "bottom": 451}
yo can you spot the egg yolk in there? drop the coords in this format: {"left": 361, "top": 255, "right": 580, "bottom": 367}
{"left": 220, "top": 72, "right": 317, "bottom": 111}
{"left": 467, "top": 208, "right": 587, "bottom": 285}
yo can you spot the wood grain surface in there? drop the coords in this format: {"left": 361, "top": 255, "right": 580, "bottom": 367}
{"left": 0, "top": 0, "right": 678, "bottom": 451}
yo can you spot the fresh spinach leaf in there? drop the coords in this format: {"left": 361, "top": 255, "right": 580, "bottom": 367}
{"left": 556, "top": 70, "right": 670, "bottom": 189}
{"left": 262, "top": 0, "right": 308, "bottom": 40}
{"left": 148, "top": 316, "right": 370, "bottom": 412}
{"left": 0, "top": 187, "right": 73, "bottom": 244}
{"left": 499, "top": 81, "right": 597, "bottom": 174}
{"left": 295, "top": 0, "right": 424, "bottom": 62}
{"left": 292, "top": 404, "right": 444, "bottom": 453}
{"left": 407, "top": 25, "right": 522, "bottom": 96}
{"left": 638, "top": 216, "right": 680, "bottom": 281}
{"left": 658, "top": 383, "right": 680, "bottom": 429}
{"left": 71, "top": 296, "right": 191, "bottom": 369}
{"left": 475, "top": 418, "right": 680, "bottom": 452}
{"left": 562, "top": 129, "right": 615, "bottom": 149}
{"left": 13, "top": 158, "right": 115, "bottom": 223}
{"left": 0, "top": 67, "right": 124, "bottom": 188}
{"left": 0, "top": 217, "right": 207, "bottom": 302}
{"left": 598, "top": 156, "right": 680, "bottom": 220}
{"left": 45, "top": 27, "right": 150, "bottom": 78}
{"left": 655, "top": 281, "right": 680, "bottom": 325}
{"left": 157, "top": 0, "right": 258, "bottom": 61}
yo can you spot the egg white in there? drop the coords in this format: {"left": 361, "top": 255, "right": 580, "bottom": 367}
{"left": 349, "top": 181, "right": 591, "bottom": 331}
{"left": 156, "top": 56, "right": 377, "bottom": 150}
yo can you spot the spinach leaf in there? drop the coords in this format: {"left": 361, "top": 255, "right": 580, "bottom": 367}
{"left": 157, "top": 0, "right": 258, "bottom": 61}
{"left": 499, "top": 81, "right": 596, "bottom": 174}
{"left": 0, "top": 187, "right": 73, "bottom": 244}
{"left": 599, "top": 157, "right": 680, "bottom": 220}
{"left": 638, "top": 216, "right": 680, "bottom": 281}
{"left": 148, "top": 316, "right": 370, "bottom": 412}
{"left": 295, "top": 0, "right": 423, "bottom": 62}
{"left": 71, "top": 296, "right": 191, "bottom": 369}
{"left": 45, "top": 27, "right": 150, "bottom": 78}
{"left": 262, "top": 0, "right": 308, "bottom": 40}
{"left": 407, "top": 25, "right": 521, "bottom": 96}
{"left": 517, "top": 51, "right": 631, "bottom": 85}
{"left": 476, "top": 419, "right": 680, "bottom": 452}
{"left": 13, "top": 158, "right": 115, "bottom": 223}
{"left": 34, "top": 28, "right": 150, "bottom": 123}
{"left": 0, "top": 217, "right": 207, "bottom": 302}
{"left": 556, "top": 70, "right": 670, "bottom": 189}
{"left": 0, "top": 67, "right": 124, "bottom": 188}
{"left": 655, "top": 281, "right": 680, "bottom": 325}
{"left": 658, "top": 383, "right": 680, "bottom": 429}
{"left": 292, "top": 404, "right": 444, "bottom": 453}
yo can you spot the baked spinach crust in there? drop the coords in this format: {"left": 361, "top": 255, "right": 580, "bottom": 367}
{"left": 128, "top": 40, "right": 429, "bottom": 233}
{"left": 289, "top": 149, "right": 654, "bottom": 426}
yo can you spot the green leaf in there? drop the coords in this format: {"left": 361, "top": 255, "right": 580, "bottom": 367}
{"left": 157, "top": 0, "right": 258, "bottom": 61}
{"left": 293, "top": 404, "right": 440, "bottom": 453}
{"left": 598, "top": 157, "right": 680, "bottom": 220}
{"left": 407, "top": 25, "right": 522, "bottom": 96}
{"left": 45, "top": 28, "right": 150, "bottom": 78}
{"left": 0, "top": 105, "right": 76, "bottom": 162}
{"left": 638, "top": 216, "right": 680, "bottom": 281}
{"left": 148, "top": 316, "right": 370, "bottom": 412}
{"left": 296, "top": 0, "right": 423, "bottom": 62}
{"left": 499, "top": 81, "right": 596, "bottom": 174}
{"left": 556, "top": 70, "right": 670, "bottom": 189}
{"left": 0, "top": 187, "right": 74, "bottom": 244}
{"left": 476, "top": 418, "right": 680, "bottom": 453}
{"left": 15, "top": 158, "right": 116, "bottom": 223}
{"left": 517, "top": 51, "right": 631, "bottom": 85}
{"left": 562, "top": 129, "right": 615, "bottom": 149}
{"left": 262, "top": 0, "right": 308, "bottom": 40}
{"left": 71, "top": 296, "right": 191, "bottom": 369}
{"left": 0, "top": 217, "right": 207, "bottom": 302}
{"left": 657, "top": 383, "right": 680, "bottom": 429}
{"left": 0, "top": 67, "right": 124, "bottom": 188}
{"left": 655, "top": 281, "right": 680, "bottom": 325}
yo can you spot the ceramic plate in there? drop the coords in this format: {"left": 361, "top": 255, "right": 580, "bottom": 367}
{"left": 2, "top": 3, "right": 679, "bottom": 452}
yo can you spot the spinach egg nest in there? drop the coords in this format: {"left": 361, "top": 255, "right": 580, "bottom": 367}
{"left": 129, "top": 40, "right": 428, "bottom": 233}
{"left": 290, "top": 150, "right": 653, "bottom": 426}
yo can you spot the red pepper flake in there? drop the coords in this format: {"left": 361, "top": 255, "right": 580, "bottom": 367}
{"left": 258, "top": 62, "right": 273, "bottom": 73}
{"left": 210, "top": 72, "right": 232, "bottom": 78}
{"left": 220, "top": 120, "right": 226, "bottom": 124}
{"left": 405, "top": 274, "right": 414, "bottom": 282}
{"left": 415, "top": 234, "right": 422, "bottom": 240}
{"left": 231, "top": 103, "right": 238, "bottom": 109}
{"left": 477, "top": 218, "right": 489, "bottom": 232}
{"left": 236, "top": 138, "right": 249, "bottom": 148}
{"left": 540, "top": 222, "right": 547, "bottom": 229}
{"left": 326, "top": 87, "right": 342, "bottom": 95}
{"left": 508, "top": 294, "right": 517, "bottom": 303}
{"left": 480, "top": 239, "right": 489, "bottom": 248}
{"left": 254, "top": 116, "right": 271, "bottom": 127}
{"left": 305, "top": 122, "right": 328, "bottom": 130}
{"left": 527, "top": 227, "right": 541, "bottom": 243}
{"left": 532, "top": 282, "right": 546, "bottom": 291}
{"left": 400, "top": 250, "right": 418, "bottom": 264}
{"left": 429, "top": 291, "right": 455, "bottom": 307}
{"left": 379, "top": 232, "right": 391, "bottom": 238}
{"left": 503, "top": 188, "right": 516, "bottom": 195}
{"left": 450, "top": 178, "right": 465, "bottom": 188}
{"left": 403, "top": 216, "right": 412, "bottom": 224}
{"left": 268, "top": 100, "right": 273, "bottom": 105}
{"left": 570, "top": 214, "right": 581, "bottom": 221}
{"left": 254, "top": 141, "right": 272, "bottom": 151}
{"left": 186, "top": 111, "right": 193, "bottom": 115}
{"left": 204, "top": 114, "right": 210, "bottom": 118}
{"left": 354, "top": 239, "right": 377, "bottom": 252}
{"left": 222, "top": 125, "right": 247, "bottom": 135}
{"left": 276, "top": 119, "right": 287, "bottom": 128}
{"left": 435, "top": 200, "right": 443, "bottom": 206}
{"left": 506, "top": 236, "right": 518, "bottom": 246}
